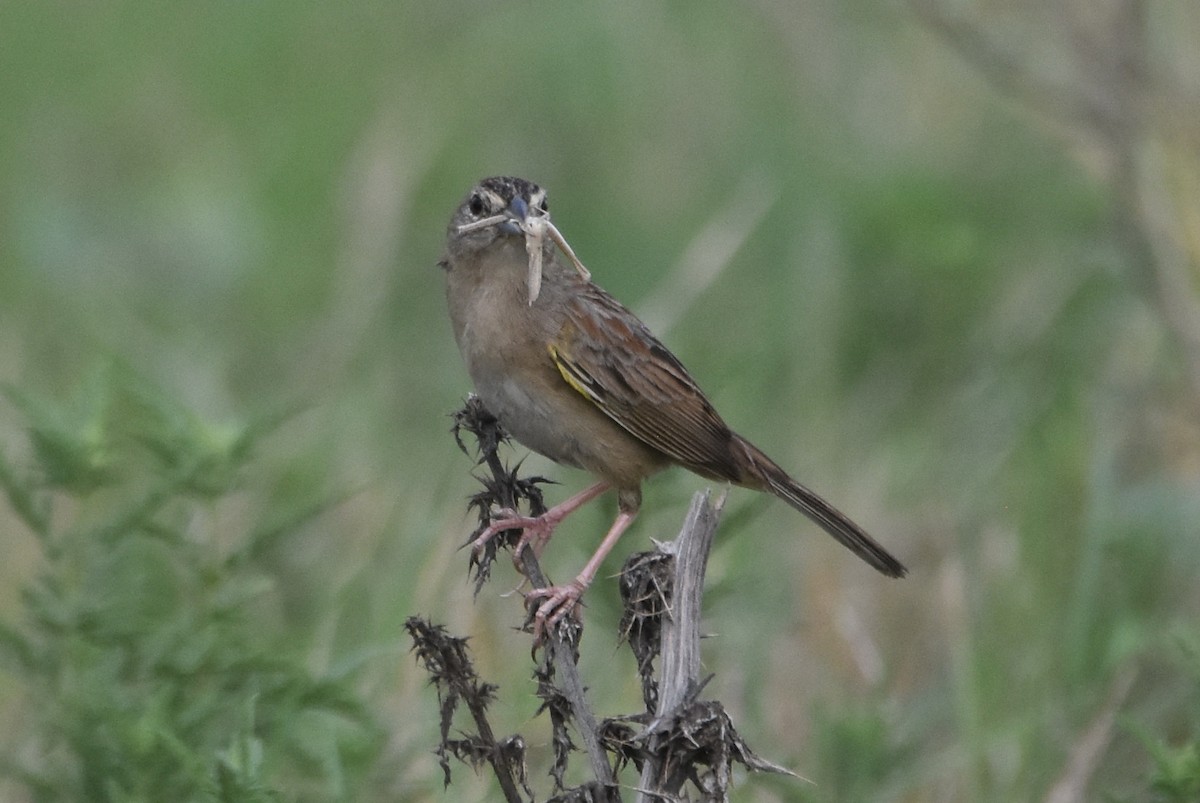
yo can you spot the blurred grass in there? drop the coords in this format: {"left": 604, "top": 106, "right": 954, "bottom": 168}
{"left": 1, "top": 0, "right": 1198, "bottom": 800}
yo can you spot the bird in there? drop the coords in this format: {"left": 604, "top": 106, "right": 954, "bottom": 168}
{"left": 441, "top": 176, "right": 906, "bottom": 634}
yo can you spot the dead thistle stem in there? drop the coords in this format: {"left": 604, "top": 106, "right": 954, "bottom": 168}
{"left": 434, "top": 400, "right": 798, "bottom": 801}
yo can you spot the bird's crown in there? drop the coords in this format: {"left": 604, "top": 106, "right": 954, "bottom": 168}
{"left": 461, "top": 176, "right": 548, "bottom": 220}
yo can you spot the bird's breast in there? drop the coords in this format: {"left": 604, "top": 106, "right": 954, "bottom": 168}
{"left": 445, "top": 253, "right": 669, "bottom": 487}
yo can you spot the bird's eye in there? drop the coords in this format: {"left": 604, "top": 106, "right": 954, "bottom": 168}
{"left": 539, "top": 198, "right": 549, "bottom": 213}
{"left": 468, "top": 194, "right": 486, "bottom": 216}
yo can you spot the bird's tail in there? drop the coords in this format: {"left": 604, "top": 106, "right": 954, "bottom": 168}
{"left": 733, "top": 436, "right": 908, "bottom": 578}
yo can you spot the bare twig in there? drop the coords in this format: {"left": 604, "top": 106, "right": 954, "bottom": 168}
{"left": 646, "top": 491, "right": 724, "bottom": 725}
{"left": 632, "top": 490, "right": 799, "bottom": 802}
{"left": 634, "top": 491, "right": 722, "bottom": 800}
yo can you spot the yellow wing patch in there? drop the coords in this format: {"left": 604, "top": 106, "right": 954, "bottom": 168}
{"left": 548, "top": 343, "right": 602, "bottom": 405}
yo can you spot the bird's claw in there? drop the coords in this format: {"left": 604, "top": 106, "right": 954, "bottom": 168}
{"left": 525, "top": 581, "right": 586, "bottom": 644}
{"left": 471, "top": 508, "right": 559, "bottom": 569}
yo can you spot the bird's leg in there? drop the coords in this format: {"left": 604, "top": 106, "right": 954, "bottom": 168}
{"left": 511, "top": 481, "right": 612, "bottom": 562}
{"left": 526, "top": 507, "right": 638, "bottom": 641}
{"left": 471, "top": 481, "right": 611, "bottom": 561}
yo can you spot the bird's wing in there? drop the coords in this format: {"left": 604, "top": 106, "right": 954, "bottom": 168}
{"left": 549, "top": 284, "right": 740, "bottom": 480}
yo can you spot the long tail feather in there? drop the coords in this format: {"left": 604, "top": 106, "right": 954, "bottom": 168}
{"left": 734, "top": 436, "right": 908, "bottom": 578}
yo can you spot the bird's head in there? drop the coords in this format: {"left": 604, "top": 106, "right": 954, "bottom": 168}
{"left": 445, "top": 177, "right": 589, "bottom": 304}
{"left": 448, "top": 176, "right": 550, "bottom": 251}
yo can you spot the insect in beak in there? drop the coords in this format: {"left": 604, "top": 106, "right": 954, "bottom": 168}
{"left": 456, "top": 198, "right": 592, "bottom": 306}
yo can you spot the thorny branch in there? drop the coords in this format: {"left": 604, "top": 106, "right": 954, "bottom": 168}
{"left": 407, "top": 397, "right": 799, "bottom": 801}
{"left": 452, "top": 395, "right": 618, "bottom": 797}
{"left": 402, "top": 617, "right": 529, "bottom": 803}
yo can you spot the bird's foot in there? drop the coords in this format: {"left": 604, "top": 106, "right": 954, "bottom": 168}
{"left": 524, "top": 580, "right": 587, "bottom": 644}
{"left": 471, "top": 508, "right": 561, "bottom": 565}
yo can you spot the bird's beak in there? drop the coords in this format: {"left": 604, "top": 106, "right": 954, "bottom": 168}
{"left": 456, "top": 192, "right": 588, "bottom": 306}
{"left": 499, "top": 196, "right": 529, "bottom": 235}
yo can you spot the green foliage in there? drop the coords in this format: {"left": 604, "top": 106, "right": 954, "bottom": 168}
{"left": 1142, "top": 740, "right": 1200, "bottom": 803}
{"left": 1120, "top": 636, "right": 1200, "bottom": 803}
{"left": 0, "top": 368, "right": 380, "bottom": 803}
{"left": 796, "top": 701, "right": 909, "bottom": 802}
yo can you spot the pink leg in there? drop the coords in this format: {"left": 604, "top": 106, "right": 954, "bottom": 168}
{"left": 472, "top": 481, "right": 611, "bottom": 560}
{"left": 526, "top": 508, "right": 638, "bottom": 640}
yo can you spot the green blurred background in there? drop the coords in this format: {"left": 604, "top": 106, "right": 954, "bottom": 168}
{"left": 2, "top": 1, "right": 1199, "bottom": 801}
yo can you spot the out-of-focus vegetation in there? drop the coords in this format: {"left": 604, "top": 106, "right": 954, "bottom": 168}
{"left": 0, "top": 1, "right": 1197, "bottom": 800}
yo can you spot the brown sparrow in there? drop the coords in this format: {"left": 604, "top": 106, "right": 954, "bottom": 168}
{"left": 441, "top": 176, "right": 906, "bottom": 633}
